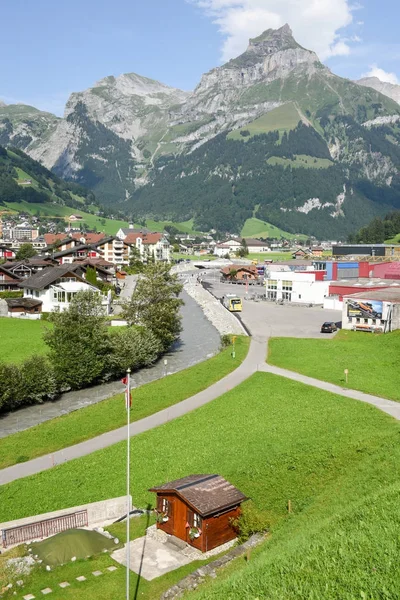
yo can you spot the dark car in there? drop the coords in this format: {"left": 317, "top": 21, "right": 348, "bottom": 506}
{"left": 321, "top": 322, "right": 337, "bottom": 333}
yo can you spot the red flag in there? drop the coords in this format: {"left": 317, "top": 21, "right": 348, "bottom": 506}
{"left": 122, "top": 376, "right": 131, "bottom": 409}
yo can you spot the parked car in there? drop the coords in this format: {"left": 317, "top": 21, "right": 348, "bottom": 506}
{"left": 321, "top": 322, "right": 337, "bottom": 333}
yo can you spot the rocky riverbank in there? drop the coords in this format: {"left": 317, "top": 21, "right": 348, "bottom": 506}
{"left": 184, "top": 280, "right": 247, "bottom": 336}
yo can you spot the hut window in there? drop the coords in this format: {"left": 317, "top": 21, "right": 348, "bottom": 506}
{"left": 157, "top": 496, "right": 170, "bottom": 516}
{"left": 188, "top": 509, "right": 202, "bottom": 528}
{"left": 193, "top": 513, "right": 202, "bottom": 528}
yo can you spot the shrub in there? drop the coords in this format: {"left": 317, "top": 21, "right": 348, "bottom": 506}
{"left": 20, "top": 356, "right": 57, "bottom": 405}
{"left": 0, "top": 291, "right": 23, "bottom": 299}
{"left": 240, "top": 130, "right": 250, "bottom": 137}
{"left": 107, "top": 327, "right": 163, "bottom": 377}
{"left": 220, "top": 334, "right": 232, "bottom": 349}
{"left": 230, "top": 501, "right": 270, "bottom": 542}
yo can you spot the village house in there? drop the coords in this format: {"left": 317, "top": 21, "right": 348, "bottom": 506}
{"left": 19, "top": 265, "right": 103, "bottom": 313}
{"left": 149, "top": 474, "right": 247, "bottom": 552}
{"left": 4, "top": 297, "right": 43, "bottom": 317}
{"left": 0, "top": 265, "right": 22, "bottom": 293}
{"left": 53, "top": 244, "right": 100, "bottom": 265}
{"left": 2, "top": 257, "right": 58, "bottom": 279}
{"left": 93, "top": 236, "right": 131, "bottom": 265}
{"left": 0, "top": 245, "right": 15, "bottom": 260}
{"left": 220, "top": 264, "right": 259, "bottom": 281}
{"left": 122, "top": 231, "right": 171, "bottom": 262}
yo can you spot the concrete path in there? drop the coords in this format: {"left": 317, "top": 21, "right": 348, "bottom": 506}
{"left": 0, "top": 337, "right": 265, "bottom": 486}
{"left": 261, "top": 362, "right": 400, "bottom": 420}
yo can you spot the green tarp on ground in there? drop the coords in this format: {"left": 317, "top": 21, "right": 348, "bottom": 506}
{"left": 31, "top": 528, "right": 119, "bottom": 566}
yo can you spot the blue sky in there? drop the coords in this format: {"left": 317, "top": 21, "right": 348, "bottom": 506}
{"left": 0, "top": 0, "right": 399, "bottom": 115}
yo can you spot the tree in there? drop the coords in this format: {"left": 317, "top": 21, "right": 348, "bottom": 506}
{"left": 16, "top": 243, "right": 37, "bottom": 260}
{"left": 128, "top": 246, "right": 144, "bottom": 274}
{"left": 85, "top": 266, "right": 98, "bottom": 287}
{"left": 122, "top": 263, "right": 183, "bottom": 350}
{"left": 236, "top": 238, "right": 248, "bottom": 258}
{"left": 44, "top": 291, "right": 110, "bottom": 389}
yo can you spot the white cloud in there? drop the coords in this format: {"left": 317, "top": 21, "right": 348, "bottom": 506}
{"left": 191, "top": 0, "right": 355, "bottom": 62}
{"left": 363, "top": 64, "right": 399, "bottom": 85}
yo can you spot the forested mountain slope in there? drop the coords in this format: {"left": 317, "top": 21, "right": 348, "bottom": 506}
{"left": 1, "top": 25, "right": 400, "bottom": 237}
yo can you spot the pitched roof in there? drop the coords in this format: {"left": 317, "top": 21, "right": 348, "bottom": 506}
{"left": 74, "top": 233, "right": 109, "bottom": 244}
{"left": 5, "top": 297, "right": 42, "bottom": 309}
{"left": 19, "top": 265, "right": 86, "bottom": 290}
{"left": 149, "top": 474, "right": 247, "bottom": 517}
{"left": 120, "top": 227, "right": 149, "bottom": 235}
{"left": 43, "top": 233, "right": 68, "bottom": 246}
{"left": 244, "top": 238, "right": 267, "bottom": 247}
{"left": 220, "top": 264, "right": 258, "bottom": 275}
{"left": 53, "top": 244, "right": 98, "bottom": 258}
{"left": 344, "top": 288, "right": 400, "bottom": 302}
{"left": 0, "top": 265, "right": 22, "bottom": 281}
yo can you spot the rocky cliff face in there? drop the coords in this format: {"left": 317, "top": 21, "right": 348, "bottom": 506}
{"left": 1, "top": 25, "right": 400, "bottom": 237}
{"left": 357, "top": 77, "right": 400, "bottom": 105}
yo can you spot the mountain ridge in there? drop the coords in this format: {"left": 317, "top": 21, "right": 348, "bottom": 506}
{"left": 1, "top": 25, "right": 400, "bottom": 238}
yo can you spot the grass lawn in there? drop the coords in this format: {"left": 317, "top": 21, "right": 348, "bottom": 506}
{"left": 247, "top": 251, "right": 294, "bottom": 262}
{"left": 172, "top": 253, "right": 217, "bottom": 261}
{"left": 268, "top": 329, "right": 400, "bottom": 401}
{"left": 1, "top": 372, "right": 399, "bottom": 598}
{"left": 0, "top": 318, "right": 50, "bottom": 363}
{"left": 267, "top": 154, "right": 334, "bottom": 169}
{"left": 0, "top": 336, "right": 249, "bottom": 469}
{"left": 228, "top": 103, "right": 301, "bottom": 140}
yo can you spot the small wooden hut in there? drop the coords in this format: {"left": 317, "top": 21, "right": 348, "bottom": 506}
{"left": 149, "top": 474, "right": 247, "bottom": 552}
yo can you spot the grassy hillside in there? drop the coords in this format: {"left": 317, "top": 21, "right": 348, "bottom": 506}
{"left": 241, "top": 217, "right": 307, "bottom": 240}
{"left": 4, "top": 201, "right": 130, "bottom": 235}
{"left": 5, "top": 202, "right": 202, "bottom": 236}
{"left": 228, "top": 102, "right": 301, "bottom": 140}
{"left": 268, "top": 330, "right": 400, "bottom": 401}
{"left": 1, "top": 372, "right": 399, "bottom": 599}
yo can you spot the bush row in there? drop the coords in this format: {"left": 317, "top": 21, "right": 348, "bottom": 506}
{"left": 0, "top": 327, "right": 163, "bottom": 414}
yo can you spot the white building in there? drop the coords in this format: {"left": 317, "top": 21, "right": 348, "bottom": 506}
{"left": 265, "top": 270, "right": 329, "bottom": 304}
{"left": 121, "top": 231, "right": 171, "bottom": 262}
{"left": 342, "top": 288, "right": 400, "bottom": 333}
{"left": 20, "top": 265, "right": 104, "bottom": 313}
{"left": 244, "top": 239, "right": 270, "bottom": 253}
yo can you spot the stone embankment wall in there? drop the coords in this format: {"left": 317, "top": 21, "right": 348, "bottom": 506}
{"left": 184, "top": 280, "right": 246, "bottom": 336}
{"left": 161, "top": 533, "right": 266, "bottom": 599}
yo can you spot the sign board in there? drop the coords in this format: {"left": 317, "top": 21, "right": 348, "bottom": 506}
{"left": 347, "top": 299, "right": 385, "bottom": 319}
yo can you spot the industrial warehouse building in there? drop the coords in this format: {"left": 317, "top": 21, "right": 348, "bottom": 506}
{"left": 342, "top": 288, "right": 400, "bottom": 333}
{"left": 332, "top": 244, "right": 400, "bottom": 258}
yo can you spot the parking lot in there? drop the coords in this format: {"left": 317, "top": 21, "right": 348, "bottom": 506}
{"left": 202, "top": 275, "right": 342, "bottom": 339}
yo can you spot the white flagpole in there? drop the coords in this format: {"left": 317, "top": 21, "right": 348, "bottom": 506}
{"left": 126, "top": 367, "right": 131, "bottom": 600}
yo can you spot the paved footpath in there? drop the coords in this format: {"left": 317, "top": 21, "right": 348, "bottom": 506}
{"left": 1, "top": 335, "right": 400, "bottom": 486}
